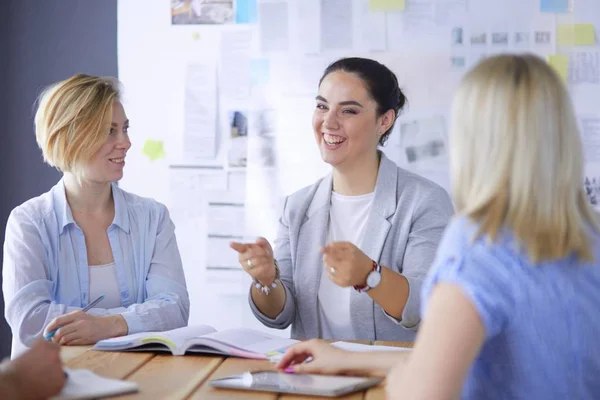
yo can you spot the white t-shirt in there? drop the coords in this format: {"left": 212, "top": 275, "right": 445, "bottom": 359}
{"left": 89, "top": 263, "right": 122, "bottom": 309}
{"left": 317, "top": 191, "right": 374, "bottom": 340}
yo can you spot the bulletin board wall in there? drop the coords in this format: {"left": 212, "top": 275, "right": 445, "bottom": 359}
{"left": 117, "top": 0, "right": 599, "bottom": 332}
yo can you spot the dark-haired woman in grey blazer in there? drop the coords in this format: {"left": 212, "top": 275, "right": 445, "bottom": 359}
{"left": 231, "top": 57, "right": 453, "bottom": 342}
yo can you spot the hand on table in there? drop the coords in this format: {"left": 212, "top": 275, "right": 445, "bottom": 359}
{"left": 276, "top": 339, "right": 354, "bottom": 375}
{"left": 44, "top": 312, "right": 127, "bottom": 346}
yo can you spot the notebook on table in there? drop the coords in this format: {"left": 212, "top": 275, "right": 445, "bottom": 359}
{"left": 92, "top": 325, "right": 298, "bottom": 359}
{"left": 51, "top": 369, "right": 139, "bottom": 400}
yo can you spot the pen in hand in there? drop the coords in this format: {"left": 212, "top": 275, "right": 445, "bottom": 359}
{"left": 44, "top": 294, "right": 105, "bottom": 341}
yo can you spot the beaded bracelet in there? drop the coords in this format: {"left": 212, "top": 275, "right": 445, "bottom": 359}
{"left": 253, "top": 260, "right": 281, "bottom": 296}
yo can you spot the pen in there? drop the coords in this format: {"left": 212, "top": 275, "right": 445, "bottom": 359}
{"left": 44, "top": 294, "right": 105, "bottom": 341}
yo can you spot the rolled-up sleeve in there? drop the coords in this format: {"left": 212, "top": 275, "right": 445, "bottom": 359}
{"left": 120, "top": 205, "right": 190, "bottom": 334}
{"left": 249, "top": 197, "right": 296, "bottom": 329}
{"left": 385, "top": 186, "right": 454, "bottom": 329}
{"left": 2, "top": 209, "right": 82, "bottom": 348}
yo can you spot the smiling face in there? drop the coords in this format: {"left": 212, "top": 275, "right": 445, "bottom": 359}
{"left": 83, "top": 101, "right": 131, "bottom": 183}
{"left": 312, "top": 71, "right": 388, "bottom": 169}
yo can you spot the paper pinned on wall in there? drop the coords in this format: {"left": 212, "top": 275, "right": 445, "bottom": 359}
{"left": 142, "top": 139, "right": 166, "bottom": 161}
{"left": 547, "top": 55, "right": 569, "bottom": 82}
{"left": 183, "top": 63, "right": 218, "bottom": 161}
{"left": 369, "top": 0, "right": 405, "bottom": 12}
{"left": 398, "top": 115, "right": 447, "bottom": 166}
{"left": 397, "top": 0, "right": 435, "bottom": 32}
{"left": 250, "top": 58, "right": 270, "bottom": 85}
{"left": 557, "top": 24, "right": 596, "bottom": 46}
{"left": 579, "top": 115, "right": 600, "bottom": 163}
{"left": 540, "top": 0, "right": 570, "bottom": 13}
{"left": 259, "top": 1, "right": 289, "bottom": 52}
{"left": 220, "top": 29, "right": 253, "bottom": 104}
{"left": 236, "top": 0, "right": 258, "bottom": 23}
{"left": 206, "top": 235, "right": 244, "bottom": 270}
{"left": 297, "top": 0, "right": 321, "bottom": 54}
{"left": 532, "top": 18, "right": 557, "bottom": 51}
{"left": 569, "top": 51, "right": 600, "bottom": 84}
{"left": 357, "top": 0, "right": 387, "bottom": 52}
{"left": 171, "top": 0, "right": 234, "bottom": 24}
{"left": 207, "top": 202, "right": 246, "bottom": 237}
{"left": 168, "top": 167, "right": 227, "bottom": 220}
{"left": 434, "top": 0, "right": 467, "bottom": 24}
{"left": 321, "top": 0, "right": 353, "bottom": 50}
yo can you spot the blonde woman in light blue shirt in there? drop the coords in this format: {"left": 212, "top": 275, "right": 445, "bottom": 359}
{"left": 2, "top": 74, "right": 189, "bottom": 357}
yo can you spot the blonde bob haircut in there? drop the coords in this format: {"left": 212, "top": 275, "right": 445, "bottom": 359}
{"left": 34, "top": 74, "right": 121, "bottom": 179}
{"left": 450, "top": 54, "right": 599, "bottom": 262}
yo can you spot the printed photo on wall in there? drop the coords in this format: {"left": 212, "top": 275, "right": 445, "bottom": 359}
{"left": 246, "top": 109, "right": 277, "bottom": 167}
{"left": 584, "top": 177, "right": 600, "bottom": 208}
{"left": 399, "top": 115, "right": 448, "bottom": 166}
{"left": 451, "top": 27, "right": 463, "bottom": 45}
{"left": 228, "top": 110, "right": 248, "bottom": 167}
{"left": 171, "top": 0, "right": 234, "bottom": 25}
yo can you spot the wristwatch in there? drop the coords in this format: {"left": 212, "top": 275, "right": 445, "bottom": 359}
{"left": 354, "top": 260, "right": 382, "bottom": 293}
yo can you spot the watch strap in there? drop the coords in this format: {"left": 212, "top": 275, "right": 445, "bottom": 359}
{"left": 354, "top": 260, "right": 378, "bottom": 293}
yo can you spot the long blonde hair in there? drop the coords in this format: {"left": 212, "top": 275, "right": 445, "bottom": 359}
{"left": 34, "top": 74, "right": 121, "bottom": 179}
{"left": 450, "top": 54, "right": 599, "bottom": 262}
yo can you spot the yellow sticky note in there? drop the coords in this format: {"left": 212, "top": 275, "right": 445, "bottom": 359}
{"left": 547, "top": 55, "right": 569, "bottom": 82}
{"left": 369, "top": 0, "right": 405, "bottom": 12}
{"left": 557, "top": 24, "right": 596, "bottom": 46}
{"left": 142, "top": 139, "right": 166, "bottom": 161}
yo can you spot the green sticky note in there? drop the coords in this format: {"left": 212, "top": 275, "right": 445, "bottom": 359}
{"left": 557, "top": 24, "right": 596, "bottom": 46}
{"left": 142, "top": 139, "right": 166, "bottom": 161}
{"left": 369, "top": 0, "right": 405, "bottom": 12}
{"left": 547, "top": 55, "right": 569, "bottom": 82}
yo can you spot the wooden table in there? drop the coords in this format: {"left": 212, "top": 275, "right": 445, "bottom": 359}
{"left": 62, "top": 341, "right": 413, "bottom": 399}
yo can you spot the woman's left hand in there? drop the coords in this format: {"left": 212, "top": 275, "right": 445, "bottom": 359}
{"left": 322, "top": 242, "right": 373, "bottom": 288}
{"left": 44, "top": 312, "right": 127, "bottom": 346}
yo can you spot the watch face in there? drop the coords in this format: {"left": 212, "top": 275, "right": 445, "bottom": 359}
{"left": 366, "top": 270, "right": 381, "bottom": 288}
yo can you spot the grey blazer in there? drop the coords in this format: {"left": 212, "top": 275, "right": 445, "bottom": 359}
{"left": 249, "top": 153, "right": 454, "bottom": 341}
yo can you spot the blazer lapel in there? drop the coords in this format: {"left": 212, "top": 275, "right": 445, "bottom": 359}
{"left": 294, "top": 174, "right": 332, "bottom": 339}
{"left": 350, "top": 152, "right": 398, "bottom": 341}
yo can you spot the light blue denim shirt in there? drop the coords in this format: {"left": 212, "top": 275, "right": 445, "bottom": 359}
{"left": 422, "top": 216, "right": 600, "bottom": 399}
{"left": 2, "top": 180, "right": 190, "bottom": 356}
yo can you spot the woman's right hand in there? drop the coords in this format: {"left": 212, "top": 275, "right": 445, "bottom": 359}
{"left": 230, "top": 237, "right": 277, "bottom": 285}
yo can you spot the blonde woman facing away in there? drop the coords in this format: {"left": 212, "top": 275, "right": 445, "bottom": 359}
{"left": 231, "top": 57, "right": 454, "bottom": 342}
{"left": 3, "top": 75, "right": 189, "bottom": 356}
{"left": 277, "top": 54, "right": 600, "bottom": 399}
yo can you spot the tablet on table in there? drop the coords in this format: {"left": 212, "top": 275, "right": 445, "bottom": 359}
{"left": 210, "top": 371, "right": 382, "bottom": 397}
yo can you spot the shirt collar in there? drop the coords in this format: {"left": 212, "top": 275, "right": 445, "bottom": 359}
{"left": 110, "top": 182, "right": 130, "bottom": 233}
{"left": 52, "top": 179, "right": 130, "bottom": 234}
{"left": 52, "top": 179, "right": 75, "bottom": 234}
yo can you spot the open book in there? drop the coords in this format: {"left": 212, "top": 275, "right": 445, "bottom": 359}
{"left": 92, "top": 325, "right": 298, "bottom": 359}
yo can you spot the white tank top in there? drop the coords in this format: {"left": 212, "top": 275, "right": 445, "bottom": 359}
{"left": 317, "top": 191, "right": 374, "bottom": 340}
{"left": 89, "top": 263, "right": 122, "bottom": 309}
